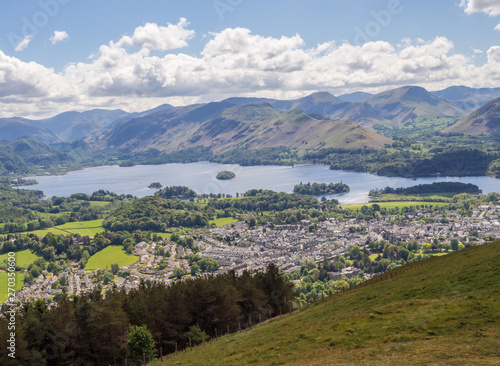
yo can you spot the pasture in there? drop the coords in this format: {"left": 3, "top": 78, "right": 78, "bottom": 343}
{"left": 85, "top": 245, "right": 139, "bottom": 270}
{"left": 0, "top": 249, "right": 42, "bottom": 268}
{"left": 0, "top": 272, "right": 24, "bottom": 303}
{"left": 209, "top": 217, "right": 239, "bottom": 227}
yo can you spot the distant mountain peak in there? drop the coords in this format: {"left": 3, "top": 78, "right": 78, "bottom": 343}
{"left": 400, "top": 85, "right": 439, "bottom": 103}
{"left": 299, "top": 91, "right": 341, "bottom": 104}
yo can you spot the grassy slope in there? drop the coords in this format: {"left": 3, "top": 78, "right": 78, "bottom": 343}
{"left": 195, "top": 108, "right": 392, "bottom": 154}
{"left": 444, "top": 96, "right": 500, "bottom": 136}
{"left": 85, "top": 245, "right": 139, "bottom": 270}
{"left": 155, "top": 241, "right": 500, "bottom": 366}
{"left": 0, "top": 249, "right": 42, "bottom": 268}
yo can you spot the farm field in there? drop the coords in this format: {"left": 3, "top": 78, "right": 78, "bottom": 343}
{"left": 85, "top": 245, "right": 139, "bottom": 270}
{"left": 22, "top": 228, "right": 68, "bottom": 236}
{"left": 22, "top": 219, "right": 105, "bottom": 237}
{"left": 0, "top": 249, "right": 42, "bottom": 268}
{"left": 0, "top": 272, "right": 24, "bottom": 303}
{"left": 209, "top": 217, "right": 239, "bottom": 227}
{"left": 55, "top": 219, "right": 105, "bottom": 236}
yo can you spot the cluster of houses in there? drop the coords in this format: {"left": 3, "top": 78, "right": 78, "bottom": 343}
{"left": 200, "top": 204, "right": 500, "bottom": 275}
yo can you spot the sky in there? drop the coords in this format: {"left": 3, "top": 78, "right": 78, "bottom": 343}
{"left": 1, "top": 0, "right": 500, "bottom": 118}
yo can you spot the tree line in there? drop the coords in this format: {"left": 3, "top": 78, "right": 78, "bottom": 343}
{"left": 293, "top": 182, "right": 350, "bottom": 195}
{"left": 369, "top": 182, "right": 481, "bottom": 197}
{"left": 0, "top": 264, "right": 294, "bottom": 365}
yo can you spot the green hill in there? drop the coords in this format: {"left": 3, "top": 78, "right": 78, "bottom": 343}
{"left": 154, "top": 241, "right": 500, "bottom": 365}
{"left": 444, "top": 97, "right": 500, "bottom": 136}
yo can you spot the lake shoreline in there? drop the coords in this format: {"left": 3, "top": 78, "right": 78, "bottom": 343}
{"left": 17, "top": 162, "right": 500, "bottom": 205}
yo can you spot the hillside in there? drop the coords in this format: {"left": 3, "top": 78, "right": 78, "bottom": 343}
{"left": 155, "top": 241, "right": 500, "bottom": 365}
{"left": 33, "top": 109, "right": 131, "bottom": 141}
{"left": 0, "top": 105, "right": 174, "bottom": 143}
{"left": 0, "top": 136, "right": 74, "bottom": 167}
{"left": 0, "top": 118, "right": 60, "bottom": 143}
{"left": 444, "top": 97, "right": 500, "bottom": 136}
{"left": 327, "top": 102, "right": 386, "bottom": 129}
{"left": 364, "top": 86, "right": 465, "bottom": 125}
{"left": 96, "top": 102, "right": 392, "bottom": 154}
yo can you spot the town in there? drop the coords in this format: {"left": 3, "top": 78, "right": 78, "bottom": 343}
{"left": 11, "top": 203, "right": 500, "bottom": 305}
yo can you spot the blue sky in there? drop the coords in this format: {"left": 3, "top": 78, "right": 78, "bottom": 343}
{"left": 1, "top": 0, "right": 500, "bottom": 117}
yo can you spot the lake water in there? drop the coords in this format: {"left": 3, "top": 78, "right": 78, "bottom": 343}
{"left": 21, "top": 162, "right": 500, "bottom": 204}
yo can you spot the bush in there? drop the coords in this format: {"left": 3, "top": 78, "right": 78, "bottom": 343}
{"left": 127, "top": 325, "right": 156, "bottom": 364}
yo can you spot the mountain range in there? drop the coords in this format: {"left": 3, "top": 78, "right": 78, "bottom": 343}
{"left": 0, "top": 104, "right": 173, "bottom": 144}
{"left": 1, "top": 85, "right": 500, "bottom": 156}
{"left": 92, "top": 102, "right": 392, "bottom": 153}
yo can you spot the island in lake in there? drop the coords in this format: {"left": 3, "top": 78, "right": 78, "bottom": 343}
{"left": 216, "top": 171, "right": 236, "bottom": 180}
{"left": 148, "top": 182, "right": 163, "bottom": 189}
{"left": 293, "top": 182, "right": 350, "bottom": 195}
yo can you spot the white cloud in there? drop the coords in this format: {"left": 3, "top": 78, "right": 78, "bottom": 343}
{"left": 2, "top": 23, "right": 500, "bottom": 118}
{"left": 487, "top": 45, "right": 500, "bottom": 62}
{"left": 461, "top": 0, "right": 500, "bottom": 16}
{"left": 116, "top": 18, "right": 194, "bottom": 52}
{"left": 496, "top": 22, "right": 500, "bottom": 30}
{"left": 473, "top": 48, "right": 484, "bottom": 53}
{"left": 50, "top": 31, "right": 69, "bottom": 44}
{"left": 14, "top": 36, "right": 33, "bottom": 52}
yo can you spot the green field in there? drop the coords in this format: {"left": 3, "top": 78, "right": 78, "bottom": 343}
{"left": 154, "top": 232, "right": 173, "bottom": 239}
{"left": 370, "top": 193, "right": 453, "bottom": 202}
{"left": 23, "top": 227, "right": 69, "bottom": 236}
{"left": 21, "top": 219, "right": 105, "bottom": 237}
{"left": 155, "top": 241, "right": 500, "bottom": 366}
{"left": 209, "top": 217, "right": 239, "bottom": 227}
{"left": 55, "top": 219, "right": 105, "bottom": 236}
{"left": 40, "top": 212, "right": 68, "bottom": 220}
{"left": 0, "top": 272, "right": 25, "bottom": 303}
{"left": 342, "top": 201, "right": 450, "bottom": 210}
{"left": 0, "top": 249, "right": 42, "bottom": 268}
{"left": 85, "top": 245, "right": 139, "bottom": 270}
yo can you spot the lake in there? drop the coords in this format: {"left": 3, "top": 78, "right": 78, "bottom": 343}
{"left": 21, "top": 162, "right": 500, "bottom": 204}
